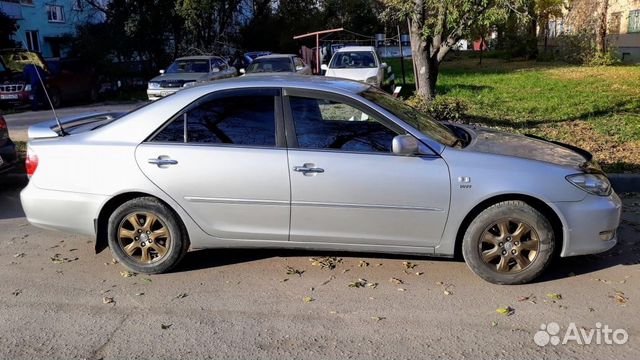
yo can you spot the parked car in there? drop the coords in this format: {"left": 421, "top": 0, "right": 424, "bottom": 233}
{"left": 0, "top": 115, "right": 18, "bottom": 176}
{"left": 322, "top": 46, "right": 394, "bottom": 91}
{"left": 241, "top": 54, "right": 311, "bottom": 75}
{"left": 147, "top": 55, "right": 236, "bottom": 101}
{"left": 21, "top": 76, "right": 621, "bottom": 284}
{"left": 0, "top": 49, "right": 98, "bottom": 108}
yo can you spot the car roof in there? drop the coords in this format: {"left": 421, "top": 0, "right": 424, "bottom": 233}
{"left": 186, "top": 74, "right": 368, "bottom": 95}
{"left": 174, "top": 55, "right": 220, "bottom": 61}
{"left": 335, "top": 46, "right": 376, "bottom": 52}
{"left": 254, "top": 54, "right": 296, "bottom": 60}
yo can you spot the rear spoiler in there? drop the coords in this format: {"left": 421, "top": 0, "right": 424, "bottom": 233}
{"left": 28, "top": 112, "right": 124, "bottom": 139}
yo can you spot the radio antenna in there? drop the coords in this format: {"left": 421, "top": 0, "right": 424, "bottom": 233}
{"left": 14, "top": 25, "right": 66, "bottom": 136}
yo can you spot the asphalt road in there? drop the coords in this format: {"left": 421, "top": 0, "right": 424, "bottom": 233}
{"left": 0, "top": 174, "right": 638, "bottom": 359}
{"left": 3, "top": 103, "right": 143, "bottom": 142}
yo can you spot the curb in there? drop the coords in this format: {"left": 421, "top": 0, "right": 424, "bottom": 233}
{"left": 608, "top": 173, "right": 640, "bottom": 193}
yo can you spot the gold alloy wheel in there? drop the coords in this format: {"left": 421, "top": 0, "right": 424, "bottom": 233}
{"left": 479, "top": 218, "right": 540, "bottom": 273}
{"left": 117, "top": 212, "right": 171, "bottom": 264}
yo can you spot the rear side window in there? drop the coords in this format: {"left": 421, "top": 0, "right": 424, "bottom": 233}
{"left": 152, "top": 88, "right": 278, "bottom": 147}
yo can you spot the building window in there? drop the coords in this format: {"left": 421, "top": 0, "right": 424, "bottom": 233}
{"left": 47, "top": 5, "right": 65, "bottom": 22}
{"left": 20, "top": 0, "right": 34, "bottom": 6}
{"left": 73, "top": 0, "right": 83, "bottom": 11}
{"left": 609, "top": 12, "right": 622, "bottom": 34}
{"left": 630, "top": 10, "right": 640, "bottom": 33}
{"left": 25, "top": 30, "right": 40, "bottom": 52}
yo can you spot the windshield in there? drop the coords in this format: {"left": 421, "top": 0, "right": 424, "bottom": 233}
{"left": 165, "top": 59, "right": 210, "bottom": 74}
{"left": 247, "top": 58, "right": 293, "bottom": 73}
{"left": 330, "top": 51, "right": 377, "bottom": 69}
{"left": 361, "top": 88, "right": 459, "bottom": 147}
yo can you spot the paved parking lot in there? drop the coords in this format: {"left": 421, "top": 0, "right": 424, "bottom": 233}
{"left": 0, "top": 174, "right": 639, "bottom": 359}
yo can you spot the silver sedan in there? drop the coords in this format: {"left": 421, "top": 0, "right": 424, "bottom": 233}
{"left": 20, "top": 76, "right": 621, "bottom": 284}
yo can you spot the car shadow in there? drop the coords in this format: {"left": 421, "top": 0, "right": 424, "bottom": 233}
{"left": 0, "top": 174, "right": 27, "bottom": 220}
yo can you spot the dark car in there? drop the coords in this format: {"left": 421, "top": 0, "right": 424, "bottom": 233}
{"left": 0, "top": 115, "right": 18, "bottom": 175}
{"left": 0, "top": 49, "right": 98, "bottom": 109}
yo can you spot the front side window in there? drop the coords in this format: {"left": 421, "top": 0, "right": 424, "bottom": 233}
{"left": 289, "top": 96, "right": 399, "bottom": 153}
{"left": 152, "top": 89, "right": 278, "bottom": 147}
{"left": 329, "top": 51, "right": 377, "bottom": 69}
{"left": 47, "top": 5, "right": 65, "bottom": 22}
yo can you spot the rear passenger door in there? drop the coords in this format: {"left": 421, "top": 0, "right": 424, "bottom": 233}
{"left": 135, "top": 88, "right": 291, "bottom": 241}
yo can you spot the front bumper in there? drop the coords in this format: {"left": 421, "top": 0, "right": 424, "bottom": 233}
{"left": 555, "top": 191, "right": 622, "bottom": 257}
{"left": 0, "top": 139, "right": 18, "bottom": 175}
{"left": 147, "top": 88, "right": 178, "bottom": 101}
{"left": 20, "top": 183, "right": 107, "bottom": 236}
{"left": 0, "top": 90, "right": 31, "bottom": 107}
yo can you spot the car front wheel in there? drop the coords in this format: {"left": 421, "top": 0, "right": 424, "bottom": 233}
{"left": 462, "top": 200, "right": 555, "bottom": 285}
{"left": 107, "top": 197, "right": 189, "bottom": 274}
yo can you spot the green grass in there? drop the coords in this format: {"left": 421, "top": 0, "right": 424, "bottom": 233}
{"left": 387, "top": 57, "right": 640, "bottom": 172}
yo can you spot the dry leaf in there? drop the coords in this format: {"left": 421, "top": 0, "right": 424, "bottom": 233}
{"left": 303, "top": 296, "right": 314, "bottom": 303}
{"left": 398, "top": 288, "right": 406, "bottom": 292}
{"left": 161, "top": 324, "right": 172, "bottom": 329}
{"left": 175, "top": 293, "right": 188, "bottom": 299}
{"left": 546, "top": 293, "right": 562, "bottom": 300}
{"left": 371, "top": 316, "right": 385, "bottom": 321}
{"left": 141, "top": 277, "right": 152, "bottom": 283}
{"left": 389, "top": 278, "right": 404, "bottom": 285}
{"left": 435, "top": 281, "right": 444, "bottom": 285}
{"left": 285, "top": 266, "right": 304, "bottom": 277}
{"left": 135, "top": 292, "right": 145, "bottom": 296}
{"left": 402, "top": 261, "right": 417, "bottom": 269}
{"left": 320, "top": 275, "right": 335, "bottom": 286}
{"left": 120, "top": 271, "right": 136, "bottom": 278}
{"left": 443, "top": 290, "right": 452, "bottom": 296}
{"left": 610, "top": 291, "right": 628, "bottom": 305}
{"left": 491, "top": 320, "right": 498, "bottom": 327}
{"left": 309, "top": 257, "right": 342, "bottom": 270}
{"left": 11, "top": 289, "right": 22, "bottom": 296}
{"left": 102, "top": 297, "right": 115, "bottom": 304}
{"left": 13, "top": 253, "right": 25, "bottom": 258}
{"left": 415, "top": 272, "right": 424, "bottom": 276}
{"left": 496, "top": 306, "right": 514, "bottom": 316}
{"left": 358, "top": 260, "right": 369, "bottom": 267}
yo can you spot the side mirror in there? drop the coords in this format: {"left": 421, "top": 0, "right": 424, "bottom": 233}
{"left": 159, "top": 69, "right": 165, "bottom": 74}
{"left": 211, "top": 67, "right": 220, "bottom": 73}
{"left": 381, "top": 62, "right": 388, "bottom": 69}
{"left": 392, "top": 134, "right": 419, "bottom": 156}
{"left": 239, "top": 68, "right": 245, "bottom": 74}
{"left": 320, "top": 64, "right": 328, "bottom": 71}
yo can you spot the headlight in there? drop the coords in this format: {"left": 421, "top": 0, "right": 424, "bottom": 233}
{"left": 566, "top": 173, "right": 611, "bottom": 196}
{"left": 365, "top": 76, "right": 378, "bottom": 85}
{"left": 182, "top": 81, "right": 196, "bottom": 88}
{"left": 148, "top": 82, "right": 160, "bottom": 89}
{"left": 24, "top": 84, "right": 32, "bottom": 91}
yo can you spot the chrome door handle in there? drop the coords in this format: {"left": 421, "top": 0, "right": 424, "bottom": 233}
{"left": 293, "top": 164, "right": 324, "bottom": 175}
{"left": 148, "top": 157, "right": 178, "bottom": 167}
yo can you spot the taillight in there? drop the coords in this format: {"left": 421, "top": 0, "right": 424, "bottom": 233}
{"left": 25, "top": 146, "right": 38, "bottom": 177}
{"left": 0, "top": 116, "right": 7, "bottom": 139}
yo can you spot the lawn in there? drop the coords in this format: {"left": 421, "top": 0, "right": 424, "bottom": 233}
{"left": 387, "top": 57, "right": 640, "bottom": 173}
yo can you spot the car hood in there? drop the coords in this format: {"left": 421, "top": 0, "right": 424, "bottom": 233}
{"left": 463, "top": 126, "right": 600, "bottom": 172}
{"left": 149, "top": 72, "right": 208, "bottom": 82}
{"left": 325, "top": 68, "right": 378, "bottom": 81}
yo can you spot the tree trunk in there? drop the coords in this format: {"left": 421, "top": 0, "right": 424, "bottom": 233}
{"left": 409, "top": 21, "right": 438, "bottom": 99}
{"left": 595, "top": 0, "right": 609, "bottom": 54}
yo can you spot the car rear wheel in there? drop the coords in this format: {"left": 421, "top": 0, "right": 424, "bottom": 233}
{"left": 107, "top": 197, "right": 189, "bottom": 274}
{"left": 462, "top": 200, "right": 555, "bottom": 285}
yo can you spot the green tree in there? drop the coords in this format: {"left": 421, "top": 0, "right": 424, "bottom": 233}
{"left": 382, "top": 0, "right": 524, "bottom": 99}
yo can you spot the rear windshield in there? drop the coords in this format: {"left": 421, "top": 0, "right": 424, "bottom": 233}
{"left": 166, "top": 59, "right": 210, "bottom": 74}
{"left": 247, "top": 58, "right": 293, "bottom": 73}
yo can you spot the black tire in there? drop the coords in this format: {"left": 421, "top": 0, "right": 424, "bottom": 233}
{"left": 107, "top": 197, "right": 189, "bottom": 274}
{"left": 49, "top": 88, "right": 62, "bottom": 108}
{"left": 462, "top": 200, "right": 555, "bottom": 285}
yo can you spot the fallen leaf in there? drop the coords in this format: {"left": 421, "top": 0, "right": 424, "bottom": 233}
{"left": 280, "top": 278, "right": 289, "bottom": 282}
{"left": 587, "top": 307, "right": 595, "bottom": 312}
{"left": 496, "top": 307, "right": 514, "bottom": 316}
{"left": 135, "top": 292, "right": 145, "bottom": 296}
{"left": 309, "top": 287, "right": 314, "bottom": 291}
{"left": 11, "top": 289, "right": 22, "bottom": 296}
{"left": 443, "top": 290, "right": 452, "bottom": 296}
{"left": 415, "top": 272, "right": 424, "bottom": 276}
{"left": 389, "top": 278, "right": 404, "bottom": 285}
{"left": 303, "top": 296, "right": 314, "bottom": 303}
{"left": 309, "top": 257, "right": 342, "bottom": 270}
{"left": 435, "top": 281, "right": 444, "bottom": 285}
{"left": 161, "top": 324, "right": 172, "bottom": 329}
{"left": 175, "top": 293, "right": 188, "bottom": 299}
{"left": 285, "top": 266, "right": 304, "bottom": 277}
{"left": 491, "top": 320, "right": 498, "bottom": 327}
{"left": 371, "top": 316, "right": 385, "bottom": 321}
{"left": 609, "top": 291, "right": 628, "bottom": 305}
{"left": 13, "top": 253, "right": 25, "bottom": 258}
{"left": 402, "top": 261, "right": 417, "bottom": 269}
{"left": 111, "top": 258, "right": 119, "bottom": 264}
{"left": 365, "top": 282, "right": 378, "bottom": 289}
{"left": 398, "top": 288, "right": 406, "bottom": 292}
{"left": 546, "top": 293, "right": 562, "bottom": 300}
{"left": 120, "top": 271, "right": 137, "bottom": 278}
{"left": 358, "top": 260, "right": 369, "bottom": 267}
{"left": 376, "top": 263, "right": 383, "bottom": 267}
{"left": 320, "top": 275, "right": 335, "bottom": 286}
{"left": 102, "top": 297, "right": 115, "bottom": 304}
{"left": 140, "top": 278, "right": 152, "bottom": 283}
